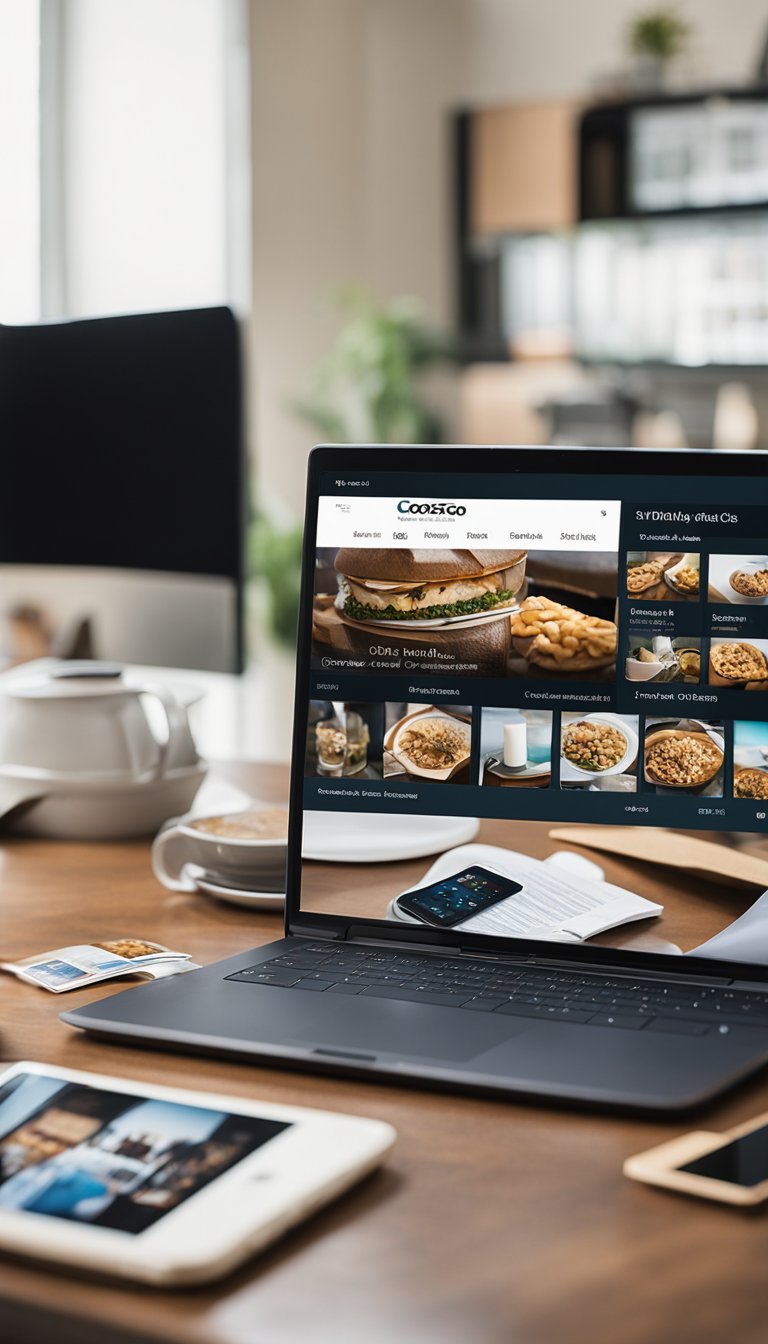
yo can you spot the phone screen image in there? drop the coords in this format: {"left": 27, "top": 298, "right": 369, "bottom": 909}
{"left": 680, "top": 1125, "right": 768, "bottom": 1188}
{"left": 0, "top": 1072, "right": 290, "bottom": 1235}
{"left": 397, "top": 866, "right": 524, "bottom": 929}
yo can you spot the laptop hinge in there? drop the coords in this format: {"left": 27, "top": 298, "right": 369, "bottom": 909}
{"left": 524, "top": 954, "right": 732, "bottom": 987}
{"left": 338, "top": 927, "right": 735, "bottom": 984}
{"left": 339, "top": 927, "right": 546, "bottom": 967}
{"left": 287, "top": 922, "right": 342, "bottom": 941}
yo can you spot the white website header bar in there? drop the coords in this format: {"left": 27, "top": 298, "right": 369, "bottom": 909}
{"left": 317, "top": 496, "right": 622, "bottom": 552}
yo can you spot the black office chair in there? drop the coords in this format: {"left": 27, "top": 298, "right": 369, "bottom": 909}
{"left": 0, "top": 307, "right": 246, "bottom": 672}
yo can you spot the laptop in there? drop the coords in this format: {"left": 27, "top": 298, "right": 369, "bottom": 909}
{"left": 63, "top": 444, "right": 768, "bottom": 1111}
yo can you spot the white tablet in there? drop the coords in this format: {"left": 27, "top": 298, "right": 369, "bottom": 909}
{"left": 0, "top": 1061, "right": 396, "bottom": 1285}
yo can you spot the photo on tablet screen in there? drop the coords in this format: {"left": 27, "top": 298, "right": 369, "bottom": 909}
{"left": 0, "top": 1073, "right": 288, "bottom": 1234}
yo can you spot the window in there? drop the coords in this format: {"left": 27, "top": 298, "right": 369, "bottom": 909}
{"left": 0, "top": 0, "right": 41, "bottom": 322}
{"left": 0, "top": 0, "right": 249, "bottom": 324}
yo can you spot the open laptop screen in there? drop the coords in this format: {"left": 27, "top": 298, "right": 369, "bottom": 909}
{"left": 295, "top": 452, "right": 768, "bottom": 962}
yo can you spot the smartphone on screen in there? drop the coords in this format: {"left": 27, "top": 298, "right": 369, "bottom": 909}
{"left": 395, "top": 865, "right": 523, "bottom": 929}
{"left": 625, "top": 1112, "right": 768, "bottom": 1205}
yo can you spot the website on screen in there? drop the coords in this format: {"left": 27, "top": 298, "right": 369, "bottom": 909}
{"left": 299, "top": 468, "right": 768, "bottom": 957}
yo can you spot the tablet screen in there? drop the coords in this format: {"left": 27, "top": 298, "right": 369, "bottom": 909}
{"left": 0, "top": 1072, "right": 289, "bottom": 1234}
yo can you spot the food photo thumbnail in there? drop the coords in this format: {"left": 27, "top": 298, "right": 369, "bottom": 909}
{"left": 479, "top": 707, "right": 552, "bottom": 789}
{"left": 733, "top": 721, "right": 768, "bottom": 800}
{"left": 643, "top": 717, "right": 725, "bottom": 796}
{"left": 306, "top": 701, "right": 384, "bottom": 779}
{"left": 625, "top": 632, "right": 701, "bottom": 684}
{"left": 383, "top": 703, "right": 473, "bottom": 784}
{"left": 626, "top": 551, "right": 700, "bottom": 602}
{"left": 708, "top": 553, "right": 768, "bottom": 605}
{"left": 507, "top": 594, "right": 617, "bottom": 680}
{"left": 312, "top": 545, "right": 618, "bottom": 682}
{"left": 560, "top": 713, "right": 639, "bottom": 792}
{"left": 709, "top": 638, "right": 768, "bottom": 690}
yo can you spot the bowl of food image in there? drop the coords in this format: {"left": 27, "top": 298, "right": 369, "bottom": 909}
{"left": 729, "top": 560, "right": 768, "bottom": 603}
{"left": 334, "top": 547, "right": 527, "bottom": 628}
{"left": 386, "top": 709, "right": 472, "bottom": 781}
{"left": 734, "top": 767, "right": 768, "bottom": 800}
{"left": 644, "top": 727, "right": 724, "bottom": 789}
{"left": 560, "top": 714, "right": 637, "bottom": 779}
{"left": 709, "top": 642, "right": 768, "bottom": 687}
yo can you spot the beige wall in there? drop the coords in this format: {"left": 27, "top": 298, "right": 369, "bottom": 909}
{"left": 249, "top": 0, "right": 466, "bottom": 518}
{"left": 250, "top": 0, "right": 768, "bottom": 517}
{"left": 465, "top": 0, "right": 768, "bottom": 104}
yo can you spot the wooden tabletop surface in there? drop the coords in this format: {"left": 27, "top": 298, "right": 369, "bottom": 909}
{"left": 2, "top": 762, "right": 768, "bottom": 1344}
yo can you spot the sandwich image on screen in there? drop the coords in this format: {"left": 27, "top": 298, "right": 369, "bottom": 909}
{"left": 335, "top": 548, "right": 527, "bottom": 623}
{"left": 311, "top": 547, "right": 527, "bottom": 678}
{"left": 311, "top": 545, "right": 619, "bottom": 681}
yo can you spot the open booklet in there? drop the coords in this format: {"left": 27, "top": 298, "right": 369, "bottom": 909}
{"left": 1, "top": 940, "right": 198, "bottom": 993}
{"left": 388, "top": 843, "right": 662, "bottom": 942}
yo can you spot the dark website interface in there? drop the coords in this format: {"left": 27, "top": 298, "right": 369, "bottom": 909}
{"left": 300, "top": 467, "right": 768, "bottom": 956}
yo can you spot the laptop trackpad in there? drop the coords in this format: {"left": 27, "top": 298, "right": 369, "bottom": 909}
{"left": 292, "top": 999, "right": 517, "bottom": 1061}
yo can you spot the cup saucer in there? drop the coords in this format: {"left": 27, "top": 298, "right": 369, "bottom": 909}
{"left": 194, "top": 875, "right": 285, "bottom": 910}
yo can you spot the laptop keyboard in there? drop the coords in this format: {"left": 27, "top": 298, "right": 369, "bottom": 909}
{"left": 225, "top": 945, "right": 768, "bottom": 1037}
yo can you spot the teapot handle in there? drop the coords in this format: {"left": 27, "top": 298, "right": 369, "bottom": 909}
{"left": 137, "top": 685, "right": 195, "bottom": 780}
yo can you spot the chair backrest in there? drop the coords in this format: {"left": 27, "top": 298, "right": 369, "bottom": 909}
{"left": 0, "top": 307, "right": 246, "bottom": 672}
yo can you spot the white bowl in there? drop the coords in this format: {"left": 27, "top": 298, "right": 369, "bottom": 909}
{"left": 0, "top": 763, "right": 207, "bottom": 840}
{"left": 728, "top": 561, "right": 768, "bottom": 604}
{"left": 625, "top": 656, "right": 664, "bottom": 682}
{"left": 152, "top": 806, "right": 289, "bottom": 892}
{"left": 561, "top": 714, "right": 638, "bottom": 779}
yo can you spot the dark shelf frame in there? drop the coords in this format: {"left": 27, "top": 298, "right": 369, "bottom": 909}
{"left": 579, "top": 84, "right": 768, "bottom": 222}
{"left": 454, "top": 87, "right": 768, "bottom": 371}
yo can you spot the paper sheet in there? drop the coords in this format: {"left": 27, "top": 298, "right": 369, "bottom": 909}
{"left": 689, "top": 888, "right": 768, "bottom": 965}
{"left": 396, "top": 843, "right": 662, "bottom": 941}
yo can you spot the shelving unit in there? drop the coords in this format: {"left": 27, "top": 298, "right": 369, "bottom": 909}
{"left": 456, "top": 87, "right": 768, "bottom": 374}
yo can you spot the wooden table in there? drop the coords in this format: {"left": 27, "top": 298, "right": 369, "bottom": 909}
{"left": 2, "top": 763, "right": 768, "bottom": 1344}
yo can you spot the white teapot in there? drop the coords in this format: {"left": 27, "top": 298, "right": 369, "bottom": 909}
{"left": 0, "top": 661, "right": 206, "bottom": 839}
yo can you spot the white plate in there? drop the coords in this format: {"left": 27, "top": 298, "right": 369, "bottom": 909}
{"left": 357, "top": 605, "right": 518, "bottom": 632}
{"left": 560, "top": 713, "right": 639, "bottom": 781}
{"left": 302, "top": 811, "right": 479, "bottom": 863}
{"left": 484, "top": 755, "right": 551, "bottom": 780}
{"left": 195, "top": 876, "right": 285, "bottom": 909}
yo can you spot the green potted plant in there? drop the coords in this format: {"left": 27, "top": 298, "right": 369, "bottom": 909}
{"left": 628, "top": 9, "right": 689, "bottom": 91}
{"left": 250, "top": 289, "right": 456, "bottom": 652}
{"left": 248, "top": 510, "right": 304, "bottom": 652}
{"left": 291, "top": 287, "right": 456, "bottom": 445}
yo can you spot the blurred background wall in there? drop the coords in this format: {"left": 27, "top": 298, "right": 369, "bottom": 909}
{"left": 3, "top": 0, "right": 768, "bottom": 757}
{"left": 249, "top": 0, "right": 768, "bottom": 515}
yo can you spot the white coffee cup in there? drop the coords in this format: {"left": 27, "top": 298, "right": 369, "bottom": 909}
{"left": 152, "top": 810, "right": 288, "bottom": 892}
